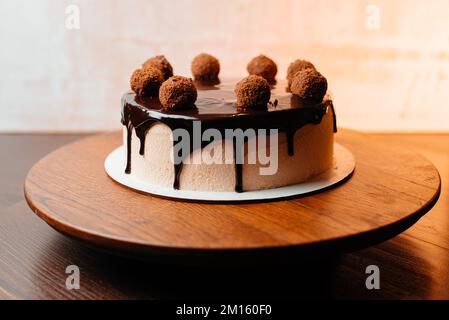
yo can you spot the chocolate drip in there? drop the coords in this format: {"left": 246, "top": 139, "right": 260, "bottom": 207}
{"left": 121, "top": 79, "right": 337, "bottom": 192}
{"left": 233, "top": 135, "right": 246, "bottom": 193}
{"left": 330, "top": 102, "right": 338, "bottom": 133}
{"left": 135, "top": 119, "right": 158, "bottom": 155}
{"left": 124, "top": 122, "right": 132, "bottom": 174}
{"left": 173, "top": 162, "right": 183, "bottom": 190}
{"left": 234, "top": 160, "right": 243, "bottom": 193}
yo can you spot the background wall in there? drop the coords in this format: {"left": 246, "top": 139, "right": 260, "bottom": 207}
{"left": 1, "top": 0, "right": 448, "bottom": 132}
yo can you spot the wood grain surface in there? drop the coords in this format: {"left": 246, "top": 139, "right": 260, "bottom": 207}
{"left": 23, "top": 129, "right": 440, "bottom": 264}
{"left": 0, "top": 132, "right": 448, "bottom": 299}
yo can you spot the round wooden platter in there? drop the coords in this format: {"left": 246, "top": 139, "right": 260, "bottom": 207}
{"left": 24, "top": 129, "right": 441, "bottom": 265}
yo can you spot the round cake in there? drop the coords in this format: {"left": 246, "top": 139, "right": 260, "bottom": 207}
{"left": 121, "top": 78, "right": 336, "bottom": 193}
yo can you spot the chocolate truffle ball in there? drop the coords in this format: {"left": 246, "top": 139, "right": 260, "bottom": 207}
{"left": 130, "top": 67, "right": 164, "bottom": 97}
{"left": 286, "top": 59, "right": 315, "bottom": 90}
{"left": 159, "top": 76, "right": 197, "bottom": 111}
{"left": 290, "top": 68, "right": 328, "bottom": 103}
{"left": 246, "top": 54, "right": 277, "bottom": 83}
{"left": 191, "top": 53, "right": 220, "bottom": 81}
{"left": 143, "top": 55, "right": 173, "bottom": 80}
{"left": 234, "top": 75, "right": 271, "bottom": 112}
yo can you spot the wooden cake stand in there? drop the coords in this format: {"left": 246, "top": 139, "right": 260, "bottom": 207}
{"left": 24, "top": 129, "right": 441, "bottom": 265}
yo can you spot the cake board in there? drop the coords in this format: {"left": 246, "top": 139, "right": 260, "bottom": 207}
{"left": 104, "top": 143, "right": 355, "bottom": 202}
{"left": 24, "top": 129, "right": 441, "bottom": 265}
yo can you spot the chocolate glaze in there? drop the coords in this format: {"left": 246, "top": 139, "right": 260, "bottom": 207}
{"left": 121, "top": 79, "right": 337, "bottom": 192}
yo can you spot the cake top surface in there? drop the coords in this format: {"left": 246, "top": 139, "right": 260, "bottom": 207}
{"left": 122, "top": 78, "right": 332, "bottom": 122}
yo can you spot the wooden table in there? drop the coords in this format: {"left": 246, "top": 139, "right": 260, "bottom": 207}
{"left": 1, "top": 133, "right": 448, "bottom": 299}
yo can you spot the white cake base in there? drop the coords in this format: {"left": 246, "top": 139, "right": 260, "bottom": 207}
{"left": 105, "top": 143, "right": 355, "bottom": 202}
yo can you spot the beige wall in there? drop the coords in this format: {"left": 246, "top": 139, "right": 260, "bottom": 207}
{"left": 1, "top": 0, "right": 448, "bottom": 132}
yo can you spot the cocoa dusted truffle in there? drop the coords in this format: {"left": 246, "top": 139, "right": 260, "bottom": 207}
{"left": 143, "top": 55, "right": 173, "bottom": 80}
{"left": 246, "top": 54, "right": 277, "bottom": 83}
{"left": 159, "top": 76, "right": 197, "bottom": 111}
{"left": 234, "top": 75, "right": 271, "bottom": 112}
{"left": 290, "top": 68, "right": 328, "bottom": 103}
{"left": 191, "top": 53, "right": 220, "bottom": 81}
{"left": 286, "top": 59, "right": 315, "bottom": 90}
{"left": 130, "top": 67, "right": 164, "bottom": 97}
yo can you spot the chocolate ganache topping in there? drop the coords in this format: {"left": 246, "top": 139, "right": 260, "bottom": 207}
{"left": 121, "top": 79, "right": 337, "bottom": 193}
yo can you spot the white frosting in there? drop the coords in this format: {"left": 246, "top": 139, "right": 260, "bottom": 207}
{"left": 123, "top": 108, "right": 334, "bottom": 192}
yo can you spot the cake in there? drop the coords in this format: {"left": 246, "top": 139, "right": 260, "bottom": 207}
{"left": 120, "top": 56, "right": 336, "bottom": 193}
